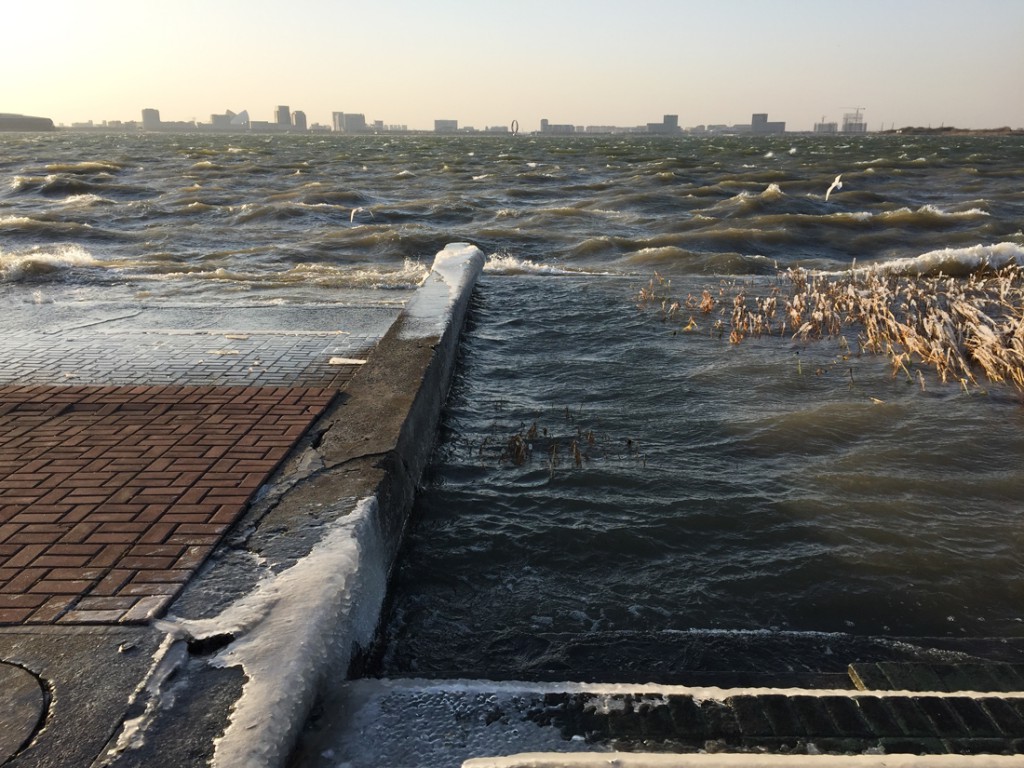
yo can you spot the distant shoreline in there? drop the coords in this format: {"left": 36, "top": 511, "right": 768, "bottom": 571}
{"left": 880, "top": 126, "right": 1023, "bottom": 136}
{"left": 5, "top": 120, "right": 1021, "bottom": 138}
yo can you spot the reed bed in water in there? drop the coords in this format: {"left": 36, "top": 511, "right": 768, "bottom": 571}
{"left": 636, "top": 265, "right": 1024, "bottom": 395}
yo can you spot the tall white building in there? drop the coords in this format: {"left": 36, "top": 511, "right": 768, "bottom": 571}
{"left": 141, "top": 108, "right": 161, "bottom": 131}
{"left": 332, "top": 112, "right": 367, "bottom": 132}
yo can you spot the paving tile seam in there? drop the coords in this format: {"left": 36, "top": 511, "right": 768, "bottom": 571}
{"left": 0, "top": 383, "right": 337, "bottom": 625}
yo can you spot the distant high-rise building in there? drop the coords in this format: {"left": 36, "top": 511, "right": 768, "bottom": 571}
{"left": 292, "top": 111, "right": 307, "bottom": 131}
{"left": 276, "top": 105, "right": 290, "bottom": 127}
{"left": 539, "top": 118, "right": 574, "bottom": 134}
{"left": 434, "top": 119, "right": 458, "bottom": 133}
{"left": 751, "top": 113, "right": 785, "bottom": 134}
{"left": 141, "top": 108, "right": 161, "bottom": 131}
{"left": 332, "top": 112, "right": 367, "bottom": 132}
{"left": 647, "top": 114, "right": 681, "bottom": 134}
{"left": 814, "top": 119, "right": 838, "bottom": 134}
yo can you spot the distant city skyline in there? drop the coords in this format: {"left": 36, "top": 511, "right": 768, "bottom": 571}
{"left": 57, "top": 107, "right": 883, "bottom": 136}
{"left": 3, "top": 1, "right": 1023, "bottom": 132}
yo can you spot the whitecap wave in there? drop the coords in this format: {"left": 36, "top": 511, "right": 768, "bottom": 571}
{"left": 0, "top": 245, "right": 102, "bottom": 283}
{"left": 60, "top": 193, "right": 113, "bottom": 207}
{"left": 44, "top": 160, "right": 124, "bottom": 174}
{"left": 871, "top": 242, "right": 1024, "bottom": 277}
{"left": 484, "top": 254, "right": 591, "bottom": 276}
{"left": 877, "top": 204, "right": 990, "bottom": 221}
{"left": 138, "top": 258, "right": 431, "bottom": 290}
{"left": 0, "top": 215, "right": 38, "bottom": 228}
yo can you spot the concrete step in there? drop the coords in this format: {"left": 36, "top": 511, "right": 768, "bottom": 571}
{"left": 849, "top": 663, "right": 1024, "bottom": 693}
{"left": 292, "top": 678, "right": 1024, "bottom": 768}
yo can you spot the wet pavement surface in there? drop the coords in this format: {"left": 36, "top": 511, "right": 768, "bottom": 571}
{"left": 1, "top": 302, "right": 399, "bottom": 389}
{"left": 0, "top": 298, "right": 404, "bottom": 627}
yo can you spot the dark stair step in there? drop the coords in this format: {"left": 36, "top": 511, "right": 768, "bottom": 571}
{"left": 849, "top": 662, "right": 1024, "bottom": 693}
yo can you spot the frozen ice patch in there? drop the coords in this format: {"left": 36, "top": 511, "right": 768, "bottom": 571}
{"left": 398, "top": 243, "right": 485, "bottom": 341}
{"left": 156, "top": 496, "right": 389, "bottom": 768}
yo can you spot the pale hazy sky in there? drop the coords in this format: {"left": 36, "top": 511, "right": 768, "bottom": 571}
{"left": 4, "top": 0, "right": 1022, "bottom": 131}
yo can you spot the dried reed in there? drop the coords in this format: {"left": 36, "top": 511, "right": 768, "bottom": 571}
{"left": 637, "top": 264, "right": 1024, "bottom": 395}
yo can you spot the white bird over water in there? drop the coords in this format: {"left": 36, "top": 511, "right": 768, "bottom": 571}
{"left": 825, "top": 174, "right": 843, "bottom": 201}
{"left": 350, "top": 206, "right": 375, "bottom": 223}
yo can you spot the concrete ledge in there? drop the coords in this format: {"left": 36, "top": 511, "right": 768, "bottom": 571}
{"left": 463, "top": 754, "right": 1024, "bottom": 768}
{"left": 96, "top": 244, "right": 485, "bottom": 768}
{"left": 294, "top": 677, "right": 1024, "bottom": 767}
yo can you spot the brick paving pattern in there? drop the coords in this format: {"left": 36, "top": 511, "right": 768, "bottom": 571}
{"left": 0, "top": 384, "right": 336, "bottom": 625}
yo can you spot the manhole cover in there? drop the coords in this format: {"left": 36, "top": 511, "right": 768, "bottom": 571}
{"left": 0, "top": 662, "right": 45, "bottom": 763}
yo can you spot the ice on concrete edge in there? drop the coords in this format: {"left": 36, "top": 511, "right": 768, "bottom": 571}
{"left": 398, "top": 242, "right": 485, "bottom": 341}
{"left": 103, "top": 634, "right": 189, "bottom": 760}
{"left": 152, "top": 496, "right": 388, "bottom": 768}
{"left": 341, "top": 677, "right": 1024, "bottom": 702}
{"left": 296, "top": 675, "right": 1024, "bottom": 768}
{"left": 463, "top": 754, "right": 1024, "bottom": 768}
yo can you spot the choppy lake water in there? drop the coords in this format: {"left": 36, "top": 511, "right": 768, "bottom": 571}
{"left": 3, "top": 131, "right": 1024, "bottom": 680}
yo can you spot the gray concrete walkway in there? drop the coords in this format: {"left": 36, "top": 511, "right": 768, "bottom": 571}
{"left": 0, "top": 300, "right": 399, "bottom": 389}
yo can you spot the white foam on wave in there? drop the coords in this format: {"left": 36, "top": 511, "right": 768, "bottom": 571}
{"left": 0, "top": 244, "right": 102, "bottom": 283}
{"left": 717, "top": 184, "right": 786, "bottom": 208}
{"left": 484, "top": 254, "right": 592, "bottom": 276}
{"left": 10, "top": 175, "right": 43, "bottom": 192}
{"left": 141, "top": 258, "right": 431, "bottom": 290}
{"left": 878, "top": 204, "right": 990, "bottom": 220}
{"left": 44, "top": 160, "right": 123, "bottom": 174}
{"left": 60, "top": 193, "right": 112, "bottom": 207}
{"left": 869, "top": 242, "right": 1024, "bottom": 276}
{"left": 0, "top": 215, "right": 38, "bottom": 228}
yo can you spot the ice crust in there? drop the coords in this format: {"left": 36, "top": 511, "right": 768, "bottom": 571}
{"left": 398, "top": 242, "right": 485, "bottom": 340}
{"left": 159, "top": 496, "right": 388, "bottom": 768}
{"left": 465, "top": 754, "right": 1024, "bottom": 768}
{"left": 305, "top": 678, "right": 1024, "bottom": 768}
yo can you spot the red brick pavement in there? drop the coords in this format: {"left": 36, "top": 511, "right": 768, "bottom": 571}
{"left": 0, "top": 384, "right": 337, "bottom": 625}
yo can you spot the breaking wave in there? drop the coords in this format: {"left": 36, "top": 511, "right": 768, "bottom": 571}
{"left": 135, "top": 258, "right": 431, "bottom": 290}
{"left": 870, "top": 242, "right": 1024, "bottom": 277}
{"left": 0, "top": 245, "right": 102, "bottom": 283}
{"left": 484, "top": 254, "right": 593, "bottom": 276}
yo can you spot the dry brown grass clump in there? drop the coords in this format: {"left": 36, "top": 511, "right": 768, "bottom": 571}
{"left": 636, "top": 264, "right": 1024, "bottom": 394}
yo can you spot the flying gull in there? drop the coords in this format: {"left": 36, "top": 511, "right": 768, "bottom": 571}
{"left": 825, "top": 174, "right": 843, "bottom": 201}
